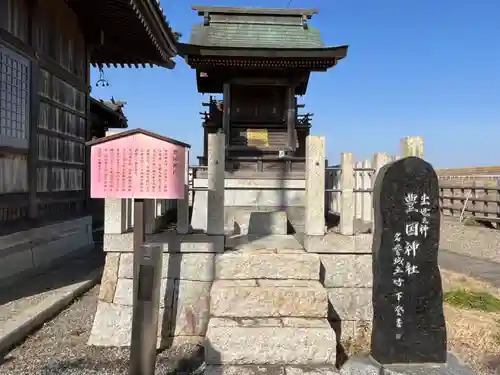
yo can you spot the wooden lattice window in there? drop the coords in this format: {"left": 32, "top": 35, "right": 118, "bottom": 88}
{"left": 0, "top": 45, "right": 30, "bottom": 146}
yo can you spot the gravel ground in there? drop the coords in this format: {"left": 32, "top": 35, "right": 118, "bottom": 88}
{"left": 440, "top": 216, "right": 500, "bottom": 264}
{"left": 0, "top": 286, "right": 205, "bottom": 375}
{"left": 1, "top": 220, "right": 498, "bottom": 374}
{"left": 440, "top": 249, "right": 500, "bottom": 288}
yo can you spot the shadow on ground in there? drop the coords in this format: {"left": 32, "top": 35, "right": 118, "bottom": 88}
{"left": 439, "top": 249, "right": 500, "bottom": 288}
{"left": 0, "top": 248, "right": 105, "bottom": 305}
{"left": 30, "top": 344, "right": 208, "bottom": 375}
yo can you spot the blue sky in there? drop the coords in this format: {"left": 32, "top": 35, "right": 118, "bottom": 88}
{"left": 91, "top": 0, "right": 500, "bottom": 168}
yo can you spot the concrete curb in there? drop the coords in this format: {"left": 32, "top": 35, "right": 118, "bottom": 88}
{"left": 0, "top": 268, "right": 103, "bottom": 354}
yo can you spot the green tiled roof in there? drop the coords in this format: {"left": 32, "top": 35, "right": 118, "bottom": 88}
{"left": 189, "top": 23, "right": 325, "bottom": 49}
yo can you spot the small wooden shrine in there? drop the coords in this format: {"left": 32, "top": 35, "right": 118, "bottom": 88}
{"left": 178, "top": 6, "right": 348, "bottom": 174}
{"left": 90, "top": 98, "right": 128, "bottom": 139}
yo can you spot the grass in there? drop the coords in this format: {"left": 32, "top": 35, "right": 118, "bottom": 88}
{"left": 444, "top": 289, "right": 500, "bottom": 312}
{"left": 343, "top": 271, "right": 500, "bottom": 375}
{"left": 342, "top": 320, "right": 371, "bottom": 357}
{"left": 462, "top": 217, "right": 480, "bottom": 226}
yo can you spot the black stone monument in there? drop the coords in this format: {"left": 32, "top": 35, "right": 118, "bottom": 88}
{"left": 371, "top": 156, "right": 446, "bottom": 364}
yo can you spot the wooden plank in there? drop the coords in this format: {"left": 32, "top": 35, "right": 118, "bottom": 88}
{"left": 440, "top": 195, "right": 497, "bottom": 203}
{"left": 191, "top": 6, "right": 319, "bottom": 17}
{"left": 437, "top": 166, "right": 500, "bottom": 176}
{"left": 0, "top": 193, "right": 30, "bottom": 208}
{"left": 286, "top": 86, "right": 295, "bottom": 151}
{"left": 0, "top": 154, "right": 29, "bottom": 195}
{"left": 223, "top": 83, "right": 231, "bottom": 146}
{"left": 440, "top": 203, "right": 500, "bottom": 216}
{"left": 440, "top": 181, "right": 500, "bottom": 190}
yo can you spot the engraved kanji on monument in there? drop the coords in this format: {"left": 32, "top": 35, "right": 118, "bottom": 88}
{"left": 371, "top": 156, "right": 446, "bottom": 364}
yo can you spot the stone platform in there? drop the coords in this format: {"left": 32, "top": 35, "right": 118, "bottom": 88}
{"left": 89, "top": 228, "right": 375, "bottom": 374}
{"left": 0, "top": 216, "right": 94, "bottom": 286}
{"left": 190, "top": 178, "right": 305, "bottom": 234}
{"left": 340, "top": 353, "right": 476, "bottom": 375}
{"left": 205, "top": 234, "right": 337, "bottom": 373}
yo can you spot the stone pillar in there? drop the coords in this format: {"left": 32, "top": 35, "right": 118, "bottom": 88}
{"left": 372, "top": 152, "right": 392, "bottom": 183}
{"left": 371, "top": 153, "right": 391, "bottom": 232}
{"left": 305, "top": 136, "right": 326, "bottom": 236}
{"left": 362, "top": 159, "right": 372, "bottom": 223}
{"left": 206, "top": 133, "right": 225, "bottom": 235}
{"left": 355, "top": 161, "right": 362, "bottom": 220}
{"left": 125, "top": 198, "right": 132, "bottom": 230}
{"left": 156, "top": 200, "right": 164, "bottom": 217}
{"left": 130, "top": 198, "right": 135, "bottom": 227}
{"left": 340, "top": 152, "right": 355, "bottom": 236}
{"left": 144, "top": 199, "right": 157, "bottom": 234}
{"left": 401, "top": 136, "right": 424, "bottom": 158}
{"left": 177, "top": 148, "right": 190, "bottom": 234}
{"left": 104, "top": 199, "right": 128, "bottom": 234}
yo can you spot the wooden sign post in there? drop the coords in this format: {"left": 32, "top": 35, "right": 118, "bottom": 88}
{"left": 87, "top": 128, "right": 190, "bottom": 375}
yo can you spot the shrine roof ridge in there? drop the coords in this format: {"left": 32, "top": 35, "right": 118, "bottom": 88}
{"left": 191, "top": 5, "right": 319, "bottom": 18}
{"left": 86, "top": 128, "right": 191, "bottom": 148}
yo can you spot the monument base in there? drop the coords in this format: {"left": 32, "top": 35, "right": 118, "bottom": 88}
{"left": 340, "top": 353, "right": 477, "bottom": 375}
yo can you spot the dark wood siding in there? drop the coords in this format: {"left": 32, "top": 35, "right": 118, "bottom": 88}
{"left": 0, "top": 0, "right": 89, "bottom": 233}
{"left": 230, "top": 85, "right": 286, "bottom": 124}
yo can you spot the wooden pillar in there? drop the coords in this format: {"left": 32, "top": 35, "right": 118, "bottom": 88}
{"left": 27, "top": 0, "right": 39, "bottom": 220}
{"left": 286, "top": 86, "right": 296, "bottom": 153}
{"left": 222, "top": 83, "right": 231, "bottom": 147}
{"left": 84, "top": 45, "right": 92, "bottom": 213}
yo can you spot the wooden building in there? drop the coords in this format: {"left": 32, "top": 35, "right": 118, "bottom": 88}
{"left": 90, "top": 98, "right": 128, "bottom": 139}
{"left": 178, "top": 6, "right": 348, "bottom": 175}
{"left": 0, "top": 0, "right": 178, "bottom": 234}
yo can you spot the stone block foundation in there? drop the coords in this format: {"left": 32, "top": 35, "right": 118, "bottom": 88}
{"left": 89, "top": 231, "right": 375, "bottom": 355}
{"left": 89, "top": 250, "right": 215, "bottom": 347}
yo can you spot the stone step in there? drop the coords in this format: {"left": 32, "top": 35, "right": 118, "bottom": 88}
{"left": 215, "top": 251, "right": 320, "bottom": 280}
{"left": 210, "top": 280, "right": 327, "bottom": 318}
{"left": 225, "top": 234, "right": 304, "bottom": 252}
{"left": 204, "top": 365, "right": 338, "bottom": 375}
{"left": 205, "top": 317, "right": 336, "bottom": 366}
{"left": 246, "top": 211, "right": 288, "bottom": 235}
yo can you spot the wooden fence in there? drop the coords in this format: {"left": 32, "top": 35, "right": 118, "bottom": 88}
{"left": 438, "top": 176, "right": 500, "bottom": 224}
{"left": 326, "top": 158, "right": 500, "bottom": 229}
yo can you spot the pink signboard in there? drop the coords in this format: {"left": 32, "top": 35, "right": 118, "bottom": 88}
{"left": 89, "top": 132, "right": 187, "bottom": 199}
